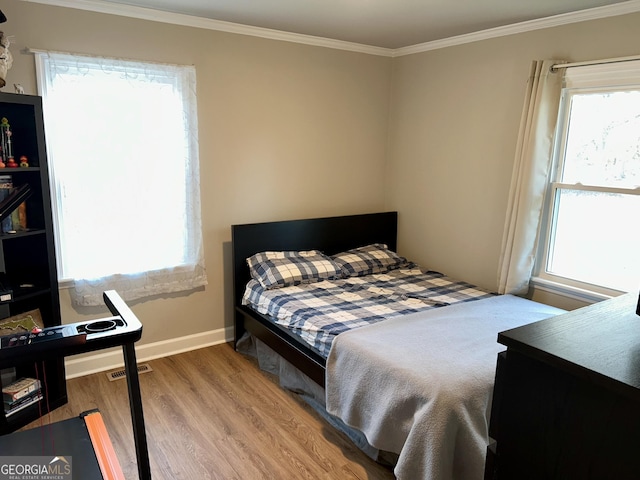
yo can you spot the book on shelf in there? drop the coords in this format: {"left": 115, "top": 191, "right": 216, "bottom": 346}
{"left": 2, "top": 377, "right": 41, "bottom": 403}
{"left": 4, "top": 391, "right": 43, "bottom": 417}
{"left": 0, "top": 175, "right": 29, "bottom": 233}
{"left": 0, "top": 272, "right": 11, "bottom": 303}
{"left": 0, "top": 174, "right": 11, "bottom": 233}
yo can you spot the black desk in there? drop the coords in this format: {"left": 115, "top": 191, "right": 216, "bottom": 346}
{"left": 0, "top": 291, "right": 151, "bottom": 480}
{"left": 486, "top": 292, "right": 640, "bottom": 479}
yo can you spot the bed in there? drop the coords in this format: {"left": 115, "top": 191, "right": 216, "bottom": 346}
{"left": 232, "top": 212, "right": 402, "bottom": 385}
{"left": 232, "top": 211, "right": 565, "bottom": 480}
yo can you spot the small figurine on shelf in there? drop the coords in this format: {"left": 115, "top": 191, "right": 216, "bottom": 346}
{"left": 19, "top": 155, "right": 28, "bottom": 167}
{"left": 5, "top": 156, "right": 16, "bottom": 168}
{"left": 0, "top": 117, "right": 11, "bottom": 164}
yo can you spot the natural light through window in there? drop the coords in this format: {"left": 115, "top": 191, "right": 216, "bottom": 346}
{"left": 545, "top": 89, "right": 640, "bottom": 293}
{"left": 46, "top": 72, "right": 189, "bottom": 278}
{"left": 36, "top": 52, "right": 207, "bottom": 305}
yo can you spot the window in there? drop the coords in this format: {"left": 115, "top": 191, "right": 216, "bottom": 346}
{"left": 35, "top": 52, "right": 207, "bottom": 305}
{"left": 536, "top": 61, "right": 640, "bottom": 297}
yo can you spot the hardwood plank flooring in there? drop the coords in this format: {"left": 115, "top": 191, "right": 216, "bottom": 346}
{"left": 23, "top": 343, "right": 394, "bottom": 479}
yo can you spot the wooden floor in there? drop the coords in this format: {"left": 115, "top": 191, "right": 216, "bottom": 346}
{"left": 24, "top": 343, "right": 394, "bottom": 479}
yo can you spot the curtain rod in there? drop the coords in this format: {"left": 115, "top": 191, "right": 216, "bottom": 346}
{"left": 551, "top": 54, "right": 640, "bottom": 71}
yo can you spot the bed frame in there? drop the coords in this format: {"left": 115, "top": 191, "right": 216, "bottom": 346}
{"left": 232, "top": 211, "right": 398, "bottom": 386}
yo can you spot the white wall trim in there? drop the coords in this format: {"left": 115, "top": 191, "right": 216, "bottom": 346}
{"left": 21, "top": 0, "right": 640, "bottom": 57}
{"left": 64, "top": 326, "right": 234, "bottom": 379}
{"left": 394, "top": 1, "right": 640, "bottom": 57}
{"left": 19, "top": 0, "right": 393, "bottom": 57}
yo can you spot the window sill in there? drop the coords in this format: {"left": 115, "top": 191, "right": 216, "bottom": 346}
{"left": 530, "top": 276, "right": 619, "bottom": 305}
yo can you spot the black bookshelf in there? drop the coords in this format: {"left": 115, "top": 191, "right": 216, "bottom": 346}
{"left": 0, "top": 92, "right": 65, "bottom": 434}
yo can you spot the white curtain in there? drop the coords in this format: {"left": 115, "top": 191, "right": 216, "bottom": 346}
{"left": 35, "top": 51, "right": 207, "bottom": 306}
{"left": 497, "top": 60, "right": 566, "bottom": 295}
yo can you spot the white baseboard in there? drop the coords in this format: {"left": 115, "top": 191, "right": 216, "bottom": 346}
{"left": 64, "top": 327, "right": 234, "bottom": 379}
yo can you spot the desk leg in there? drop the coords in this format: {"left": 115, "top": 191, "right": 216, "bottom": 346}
{"left": 122, "top": 342, "right": 152, "bottom": 480}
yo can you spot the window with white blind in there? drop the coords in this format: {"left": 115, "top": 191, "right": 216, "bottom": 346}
{"left": 35, "top": 51, "right": 207, "bottom": 306}
{"left": 535, "top": 61, "right": 640, "bottom": 298}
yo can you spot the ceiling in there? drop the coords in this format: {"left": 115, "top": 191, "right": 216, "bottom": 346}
{"left": 88, "top": 0, "right": 632, "bottom": 49}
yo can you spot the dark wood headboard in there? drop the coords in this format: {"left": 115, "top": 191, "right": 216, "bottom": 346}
{"left": 230, "top": 211, "right": 398, "bottom": 385}
{"left": 231, "top": 211, "right": 398, "bottom": 309}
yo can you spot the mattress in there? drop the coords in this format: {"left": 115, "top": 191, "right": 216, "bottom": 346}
{"left": 242, "top": 266, "right": 495, "bottom": 357}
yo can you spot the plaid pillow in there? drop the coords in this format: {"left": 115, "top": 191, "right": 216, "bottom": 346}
{"left": 331, "top": 243, "right": 411, "bottom": 277}
{"left": 247, "top": 250, "right": 343, "bottom": 290}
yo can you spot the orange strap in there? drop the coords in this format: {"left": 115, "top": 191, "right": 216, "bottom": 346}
{"left": 84, "top": 411, "right": 126, "bottom": 480}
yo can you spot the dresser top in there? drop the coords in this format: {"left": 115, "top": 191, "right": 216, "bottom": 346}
{"left": 498, "top": 292, "right": 640, "bottom": 400}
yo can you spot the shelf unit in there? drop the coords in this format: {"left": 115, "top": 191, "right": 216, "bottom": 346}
{"left": 0, "top": 92, "right": 66, "bottom": 434}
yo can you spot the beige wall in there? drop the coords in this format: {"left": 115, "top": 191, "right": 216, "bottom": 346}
{"left": 2, "top": 1, "right": 639, "bottom": 351}
{"left": 1, "top": 2, "right": 392, "bottom": 350}
{"left": 387, "top": 13, "right": 640, "bottom": 309}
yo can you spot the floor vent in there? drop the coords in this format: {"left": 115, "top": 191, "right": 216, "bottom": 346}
{"left": 106, "top": 363, "right": 153, "bottom": 382}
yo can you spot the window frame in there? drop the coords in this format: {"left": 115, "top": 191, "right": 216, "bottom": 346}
{"left": 533, "top": 75, "right": 640, "bottom": 300}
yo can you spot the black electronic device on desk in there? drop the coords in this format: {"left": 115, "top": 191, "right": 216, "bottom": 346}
{"left": 0, "top": 298, "right": 142, "bottom": 363}
{"left": 0, "top": 290, "right": 151, "bottom": 480}
{"left": 0, "top": 325, "right": 86, "bottom": 359}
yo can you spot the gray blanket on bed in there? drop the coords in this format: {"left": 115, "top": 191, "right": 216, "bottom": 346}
{"left": 325, "top": 294, "right": 564, "bottom": 480}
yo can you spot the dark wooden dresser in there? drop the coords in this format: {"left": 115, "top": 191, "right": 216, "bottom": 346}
{"left": 486, "top": 292, "right": 640, "bottom": 480}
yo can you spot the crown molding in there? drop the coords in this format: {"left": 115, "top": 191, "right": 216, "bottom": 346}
{"left": 394, "top": 0, "right": 640, "bottom": 57}
{"left": 20, "top": 0, "right": 640, "bottom": 58}
{"left": 19, "top": 0, "right": 394, "bottom": 56}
